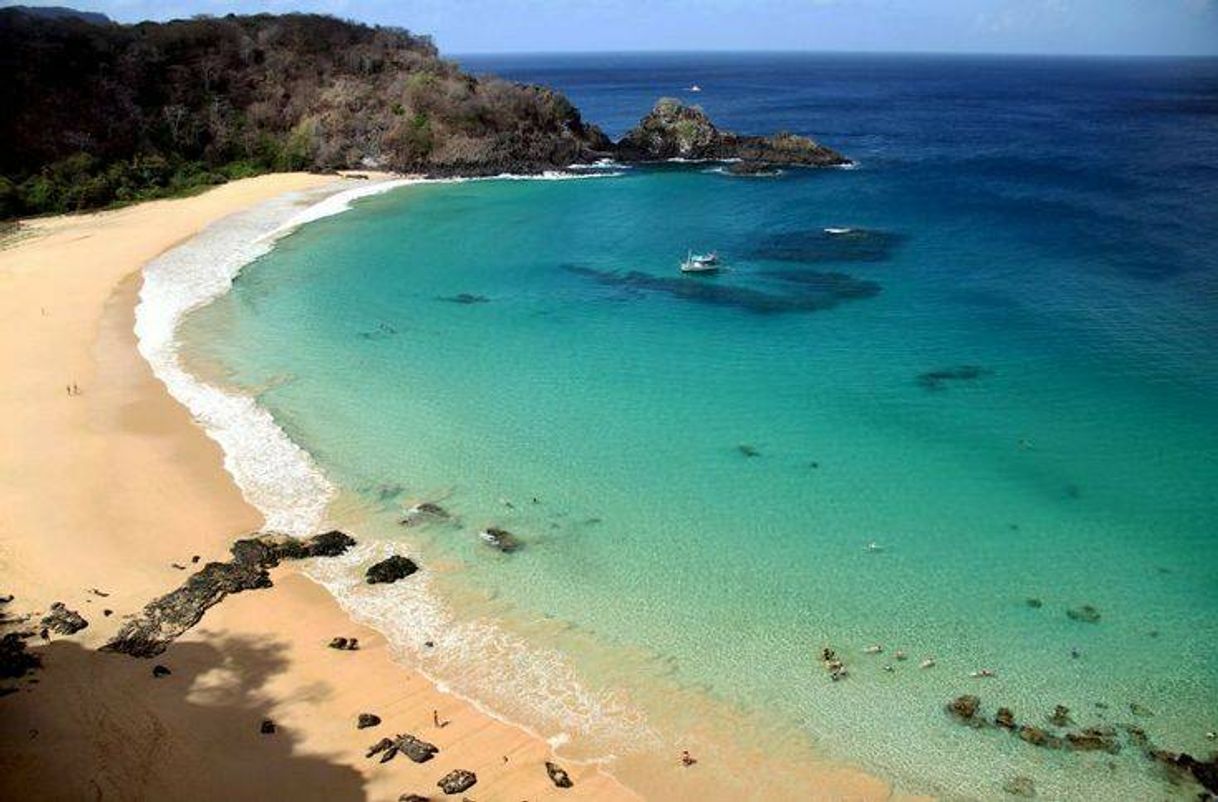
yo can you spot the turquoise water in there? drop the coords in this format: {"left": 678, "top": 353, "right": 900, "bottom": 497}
{"left": 181, "top": 55, "right": 1218, "bottom": 800}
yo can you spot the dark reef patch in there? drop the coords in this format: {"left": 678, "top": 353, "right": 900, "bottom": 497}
{"left": 438, "top": 293, "right": 490, "bottom": 305}
{"left": 562, "top": 264, "right": 880, "bottom": 315}
{"left": 917, "top": 365, "right": 991, "bottom": 391}
{"left": 357, "top": 322, "right": 398, "bottom": 341}
{"left": 749, "top": 228, "right": 906, "bottom": 265}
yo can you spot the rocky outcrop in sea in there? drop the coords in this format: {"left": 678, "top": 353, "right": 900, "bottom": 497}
{"left": 614, "top": 98, "right": 850, "bottom": 168}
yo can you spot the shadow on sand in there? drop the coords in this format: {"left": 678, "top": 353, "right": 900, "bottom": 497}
{"left": 0, "top": 635, "right": 366, "bottom": 802}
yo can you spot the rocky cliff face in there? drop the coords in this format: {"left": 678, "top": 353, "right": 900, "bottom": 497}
{"left": 614, "top": 98, "right": 850, "bottom": 167}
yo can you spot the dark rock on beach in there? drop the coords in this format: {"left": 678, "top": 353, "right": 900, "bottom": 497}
{"left": 480, "top": 527, "right": 522, "bottom": 553}
{"left": 152, "top": 664, "right": 172, "bottom": 678}
{"left": 40, "top": 602, "right": 87, "bottom": 635}
{"left": 367, "top": 733, "right": 439, "bottom": 764}
{"left": 399, "top": 796, "right": 431, "bottom": 802}
{"left": 0, "top": 632, "right": 41, "bottom": 679}
{"left": 616, "top": 99, "right": 849, "bottom": 167}
{"left": 357, "top": 713, "right": 382, "bottom": 729}
{"left": 102, "top": 531, "right": 356, "bottom": 657}
{"left": 366, "top": 555, "right": 419, "bottom": 585}
{"left": 260, "top": 719, "right": 277, "bottom": 734}
{"left": 436, "top": 768, "right": 477, "bottom": 795}
{"left": 1066, "top": 604, "right": 1101, "bottom": 624}
{"left": 366, "top": 737, "right": 394, "bottom": 758}
{"left": 917, "top": 365, "right": 991, "bottom": 392}
{"left": 328, "top": 637, "right": 360, "bottom": 651}
{"left": 995, "top": 707, "right": 1016, "bottom": 729}
{"left": 546, "top": 760, "right": 574, "bottom": 788}
{"left": 397, "top": 734, "right": 439, "bottom": 764}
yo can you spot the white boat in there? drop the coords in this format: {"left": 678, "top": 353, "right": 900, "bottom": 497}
{"left": 824, "top": 227, "right": 855, "bottom": 236}
{"left": 688, "top": 84, "right": 702, "bottom": 92}
{"left": 680, "top": 250, "right": 719, "bottom": 273}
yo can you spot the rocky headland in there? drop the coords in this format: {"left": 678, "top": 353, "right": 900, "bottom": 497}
{"left": 0, "top": 10, "right": 848, "bottom": 219}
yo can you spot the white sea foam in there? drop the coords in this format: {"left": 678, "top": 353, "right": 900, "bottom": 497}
{"left": 135, "top": 178, "right": 416, "bottom": 535}
{"left": 304, "top": 541, "right": 658, "bottom": 757}
{"left": 567, "top": 158, "right": 630, "bottom": 171}
{"left": 136, "top": 171, "right": 626, "bottom": 534}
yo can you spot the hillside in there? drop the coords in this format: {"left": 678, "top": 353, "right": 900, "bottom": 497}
{"left": 0, "top": 10, "right": 611, "bottom": 217}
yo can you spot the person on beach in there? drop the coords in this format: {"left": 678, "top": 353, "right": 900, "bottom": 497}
{"left": 681, "top": 750, "right": 697, "bottom": 767}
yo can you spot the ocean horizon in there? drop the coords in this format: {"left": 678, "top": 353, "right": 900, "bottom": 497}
{"left": 168, "top": 52, "right": 1218, "bottom": 800}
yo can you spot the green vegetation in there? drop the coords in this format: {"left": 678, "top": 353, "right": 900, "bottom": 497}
{"left": 0, "top": 9, "right": 609, "bottom": 219}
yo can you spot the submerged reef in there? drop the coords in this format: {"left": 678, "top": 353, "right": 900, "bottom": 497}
{"left": 750, "top": 228, "right": 906, "bottom": 264}
{"left": 438, "top": 293, "right": 491, "bottom": 305}
{"left": 943, "top": 695, "right": 1218, "bottom": 795}
{"left": 563, "top": 264, "right": 880, "bottom": 315}
{"left": 917, "top": 365, "right": 991, "bottom": 391}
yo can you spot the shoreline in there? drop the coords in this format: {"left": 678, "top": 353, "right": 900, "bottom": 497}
{"left": 0, "top": 171, "right": 906, "bottom": 801}
{"left": 157, "top": 173, "right": 911, "bottom": 801}
{"left": 0, "top": 173, "right": 637, "bottom": 801}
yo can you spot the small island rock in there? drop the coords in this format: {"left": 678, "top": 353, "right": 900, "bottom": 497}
{"left": 616, "top": 99, "right": 849, "bottom": 167}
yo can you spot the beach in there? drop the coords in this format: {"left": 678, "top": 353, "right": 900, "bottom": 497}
{"left": 0, "top": 173, "right": 907, "bottom": 801}
{"left": 0, "top": 174, "right": 636, "bottom": 801}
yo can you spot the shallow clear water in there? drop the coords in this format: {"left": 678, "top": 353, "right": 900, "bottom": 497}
{"left": 180, "top": 54, "right": 1218, "bottom": 799}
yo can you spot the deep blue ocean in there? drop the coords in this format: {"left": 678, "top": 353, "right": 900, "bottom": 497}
{"left": 181, "top": 54, "right": 1218, "bottom": 800}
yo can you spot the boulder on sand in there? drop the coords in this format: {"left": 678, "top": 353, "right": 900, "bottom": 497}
{"left": 41, "top": 602, "right": 87, "bottom": 635}
{"left": 103, "top": 531, "right": 356, "bottom": 657}
{"left": 436, "top": 769, "right": 477, "bottom": 795}
{"left": 546, "top": 760, "right": 574, "bottom": 788}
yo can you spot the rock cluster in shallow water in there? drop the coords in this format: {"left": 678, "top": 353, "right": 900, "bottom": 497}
{"left": 943, "top": 694, "right": 1218, "bottom": 795}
